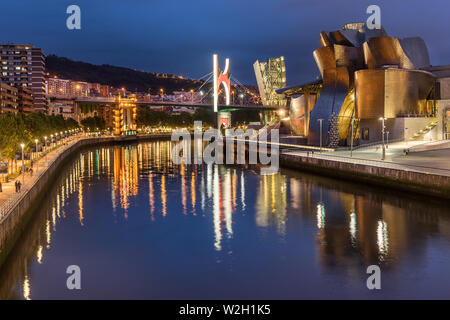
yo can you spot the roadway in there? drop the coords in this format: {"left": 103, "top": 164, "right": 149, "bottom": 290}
{"left": 51, "top": 96, "right": 280, "bottom": 111}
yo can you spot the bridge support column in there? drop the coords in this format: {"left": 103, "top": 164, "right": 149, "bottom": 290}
{"left": 218, "top": 111, "right": 231, "bottom": 129}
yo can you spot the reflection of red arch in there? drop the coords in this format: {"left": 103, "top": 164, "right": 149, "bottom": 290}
{"left": 213, "top": 54, "right": 231, "bottom": 112}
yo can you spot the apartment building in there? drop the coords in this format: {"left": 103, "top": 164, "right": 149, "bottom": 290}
{"left": 47, "top": 77, "right": 110, "bottom": 98}
{"left": 0, "top": 44, "right": 47, "bottom": 112}
{"left": 0, "top": 81, "right": 18, "bottom": 112}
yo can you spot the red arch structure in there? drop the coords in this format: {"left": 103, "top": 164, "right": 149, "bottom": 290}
{"left": 213, "top": 54, "right": 231, "bottom": 113}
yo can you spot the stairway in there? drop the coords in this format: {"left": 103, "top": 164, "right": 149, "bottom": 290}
{"left": 409, "top": 119, "right": 438, "bottom": 141}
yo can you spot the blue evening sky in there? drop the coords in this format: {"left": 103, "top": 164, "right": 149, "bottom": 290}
{"left": 1, "top": 0, "right": 449, "bottom": 85}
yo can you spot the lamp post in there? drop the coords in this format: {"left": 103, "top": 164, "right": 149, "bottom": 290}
{"left": 405, "top": 127, "right": 408, "bottom": 147}
{"left": 44, "top": 136, "right": 48, "bottom": 162}
{"left": 239, "top": 93, "right": 244, "bottom": 105}
{"left": 386, "top": 131, "right": 390, "bottom": 149}
{"left": 318, "top": 118, "right": 324, "bottom": 151}
{"left": 379, "top": 117, "right": 386, "bottom": 160}
{"left": 350, "top": 117, "right": 355, "bottom": 157}
{"left": 35, "top": 139, "right": 38, "bottom": 174}
{"left": 20, "top": 143, "right": 25, "bottom": 185}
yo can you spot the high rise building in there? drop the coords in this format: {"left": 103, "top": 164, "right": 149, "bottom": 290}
{"left": 0, "top": 81, "right": 18, "bottom": 113}
{"left": 0, "top": 44, "right": 47, "bottom": 112}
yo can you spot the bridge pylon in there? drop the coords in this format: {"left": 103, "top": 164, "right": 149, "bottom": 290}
{"left": 213, "top": 54, "right": 232, "bottom": 128}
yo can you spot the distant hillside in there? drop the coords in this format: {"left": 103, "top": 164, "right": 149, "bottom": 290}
{"left": 45, "top": 55, "right": 202, "bottom": 94}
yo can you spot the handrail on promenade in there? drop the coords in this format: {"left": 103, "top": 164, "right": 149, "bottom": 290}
{"left": 0, "top": 136, "right": 82, "bottom": 222}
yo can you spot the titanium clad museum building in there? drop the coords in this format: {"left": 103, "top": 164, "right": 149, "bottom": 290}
{"left": 256, "top": 23, "right": 450, "bottom": 147}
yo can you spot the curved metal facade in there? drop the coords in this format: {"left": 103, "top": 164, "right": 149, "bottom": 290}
{"left": 356, "top": 69, "right": 435, "bottom": 119}
{"left": 301, "top": 22, "right": 436, "bottom": 146}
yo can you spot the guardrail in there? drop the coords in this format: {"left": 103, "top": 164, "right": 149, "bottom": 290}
{"left": 0, "top": 137, "right": 81, "bottom": 222}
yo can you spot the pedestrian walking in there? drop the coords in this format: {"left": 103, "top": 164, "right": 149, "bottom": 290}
{"left": 15, "top": 180, "right": 18, "bottom": 193}
{"left": 0, "top": 180, "right": 2, "bottom": 192}
{"left": 18, "top": 181, "right": 21, "bottom": 192}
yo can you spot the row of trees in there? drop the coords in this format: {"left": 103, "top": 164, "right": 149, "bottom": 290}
{"left": 137, "top": 106, "right": 214, "bottom": 128}
{"left": 80, "top": 116, "right": 106, "bottom": 131}
{"left": 0, "top": 112, "right": 79, "bottom": 162}
{"left": 136, "top": 106, "right": 261, "bottom": 128}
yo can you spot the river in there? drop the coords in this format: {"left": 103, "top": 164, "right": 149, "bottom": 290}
{"left": 0, "top": 140, "right": 449, "bottom": 299}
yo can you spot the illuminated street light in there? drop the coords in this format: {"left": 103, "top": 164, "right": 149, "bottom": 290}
{"left": 34, "top": 139, "right": 39, "bottom": 174}
{"left": 20, "top": 143, "right": 25, "bottom": 185}
{"left": 379, "top": 117, "right": 387, "bottom": 160}
{"left": 318, "top": 119, "right": 324, "bottom": 151}
{"left": 44, "top": 136, "right": 48, "bottom": 162}
{"left": 350, "top": 118, "right": 355, "bottom": 157}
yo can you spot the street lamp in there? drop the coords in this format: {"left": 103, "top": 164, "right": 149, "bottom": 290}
{"left": 386, "top": 131, "right": 390, "bottom": 149}
{"left": 20, "top": 143, "right": 25, "bottom": 185}
{"left": 350, "top": 117, "right": 355, "bottom": 157}
{"left": 318, "top": 118, "right": 324, "bottom": 151}
{"left": 44, "top": 136, "right": 48, "bottom": 162}
{"left": 34, "top": 139, "right": 38, "bottom": 174}
{"left": 405, "top": 127, "right": 409, "bottom": 147}
{"left": 379, "top": 117, "right": 387, "bottom": 160}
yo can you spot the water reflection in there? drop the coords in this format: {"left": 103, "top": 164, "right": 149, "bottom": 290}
{"left": 0, "top": 140, "right": 449, "bottom": 299}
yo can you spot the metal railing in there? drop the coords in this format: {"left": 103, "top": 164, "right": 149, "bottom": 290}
{"left": 0, "top": 137, "right": 82, "bottom": 222}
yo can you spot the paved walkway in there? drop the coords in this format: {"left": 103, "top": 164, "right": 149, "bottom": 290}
{"left": 0, "top": 135, "right": 82, "bottom": 219}
{"left": 283, "top": 140, "right": 450, "bottom": 177}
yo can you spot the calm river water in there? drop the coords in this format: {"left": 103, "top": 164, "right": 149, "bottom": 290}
{"left": 0, "top": 140, "right": 449, "bottom": 299}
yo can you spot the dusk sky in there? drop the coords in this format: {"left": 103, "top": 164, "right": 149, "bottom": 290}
{"left": 2, "top": 0, "right": 450, "bottom": 85}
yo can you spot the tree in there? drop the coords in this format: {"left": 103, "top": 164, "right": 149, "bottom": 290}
{"left": 80, "top": 116, "right": 106, "bottom": 131}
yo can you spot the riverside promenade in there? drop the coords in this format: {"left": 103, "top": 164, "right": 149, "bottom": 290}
{"left": 0, "top": 133, "right": 171, "bottom": 221}
{"left": 281, "top": 140, "right": 450, "bottom": 199}
{"left": 0, "top": 134, "right": 83, "bottom": 221}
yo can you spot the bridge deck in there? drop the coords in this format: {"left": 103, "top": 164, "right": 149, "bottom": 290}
{"left": 51, "top": 96, "right": 280, "bottom": 110}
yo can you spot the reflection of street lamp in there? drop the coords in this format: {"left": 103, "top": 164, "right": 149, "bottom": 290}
{"left": 318, "top": 118, "right": 324, "bottom": 151}
{"left": 379, "top": 117, "right": 387, "bottom": 160}
{"left": 20, "top": 143, "right": 25, "bottom": 185}
{"left": 35, "top": 139, "right": 38, "bottom": 174}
